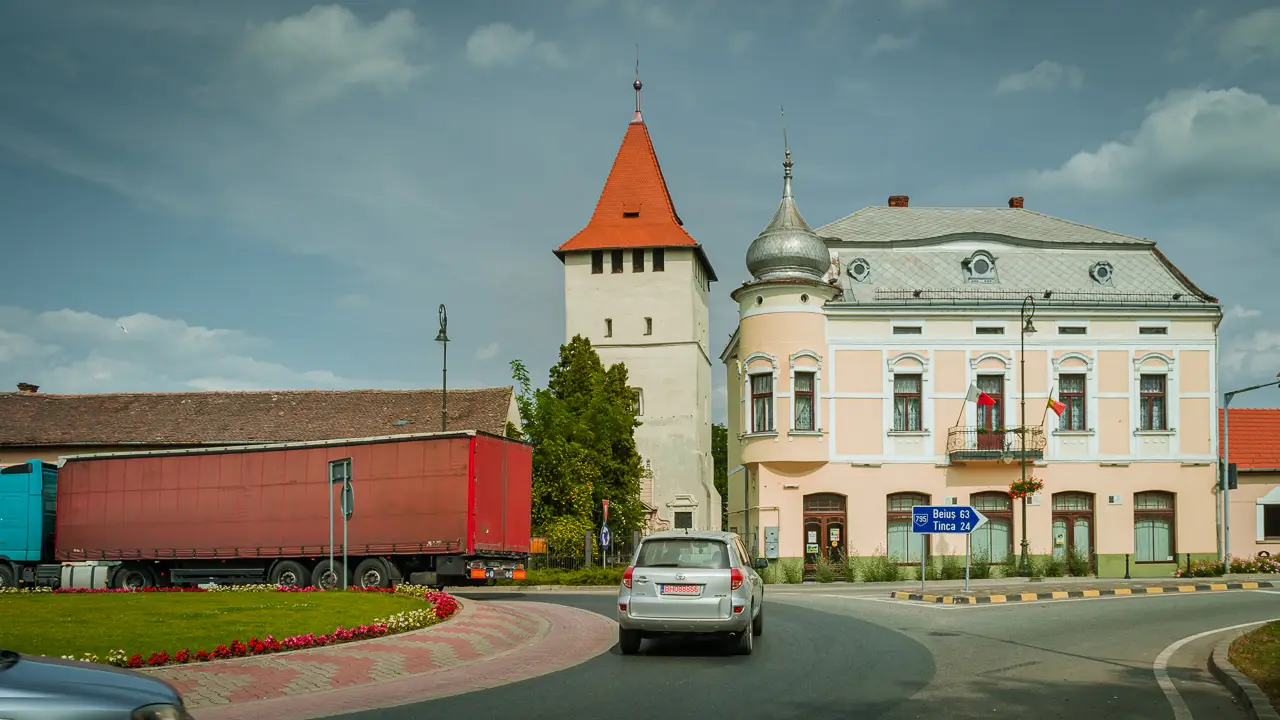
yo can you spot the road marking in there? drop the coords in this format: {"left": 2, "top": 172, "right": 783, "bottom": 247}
{"left": 1257, "top": 590, "right": 1280, "bottom": 595}
{"left": 1153, "top": 617, "right": 1280, "bottom": 720}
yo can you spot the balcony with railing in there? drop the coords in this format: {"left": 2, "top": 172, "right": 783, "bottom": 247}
{"left": 946, "top": 426, "right": 1046, "bottom": 463}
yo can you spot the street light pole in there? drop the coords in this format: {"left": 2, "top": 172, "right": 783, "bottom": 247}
{"left": 1221, "top": 372, "right": 1280, "bottom": 562}
{"left": 1019, "top": 296, "right": 1037, "bottom": 577}
{"left": 436, "top": 304, "right": 449, "bottom": 432}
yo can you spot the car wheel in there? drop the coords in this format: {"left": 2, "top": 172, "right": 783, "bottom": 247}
{"left": 619, "top": 628, "right": 642, "bottom": 655}
{"left": 734, "top": 622, "right": 754, "bottom": 656}
{"left": 752, "top": 602, "right": 764, "bottom": 637}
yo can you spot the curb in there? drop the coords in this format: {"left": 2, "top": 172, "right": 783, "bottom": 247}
{"left": 1209, "top": 628, "right": 1280, "bottom": 720}
{"left": 889, "top": 580, "right": 1277, "bottom": 605}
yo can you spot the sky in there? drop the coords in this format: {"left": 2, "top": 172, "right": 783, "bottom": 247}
{"left": 1, "top": 0, "right": 1278, "bottom": 420}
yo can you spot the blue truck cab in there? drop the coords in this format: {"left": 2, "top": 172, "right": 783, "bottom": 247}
{"left": 0, "top": 460, "right": 59, "bottom": 588}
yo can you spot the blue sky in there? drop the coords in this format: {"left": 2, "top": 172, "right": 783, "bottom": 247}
{"left": 1, "top": 0, "right": 1278, "bottom": 417}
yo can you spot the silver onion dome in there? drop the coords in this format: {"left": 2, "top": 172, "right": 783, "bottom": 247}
{"left": 745, "top": 141, "right": 830, "bottom": 282}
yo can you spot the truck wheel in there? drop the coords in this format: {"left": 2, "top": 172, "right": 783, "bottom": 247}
{"left": 111, "top": 564, "right": 155, "bottom": 590}
{"left": 270, "top": 561, "right": 311, "bottom": 588}
{"left": 311, "top": 559, "right": 352, "bottom": 590}
{"left": 354, "top": 558, "right": 390, "bottom": 589}
{"left": 0, "top": 564, "right": 15, "bottom": 589}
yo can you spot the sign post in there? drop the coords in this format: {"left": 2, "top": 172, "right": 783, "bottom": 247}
{"left": 911, "top": 504, "right": 989, "bottom": 593}
{"left": 328, "top": 458, "right": 352, "bottom": 590}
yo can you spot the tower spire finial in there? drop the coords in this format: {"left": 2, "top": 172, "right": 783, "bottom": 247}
{"left": 781, "top": 105, "right": 793, "bottom": 196}
{"left": 631, "top": 44, "right": 644, "bottom": 123}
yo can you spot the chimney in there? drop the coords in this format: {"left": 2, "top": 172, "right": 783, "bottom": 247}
{"left": 1008, "top": 196, "right": 1025, "bottom": 209}
{"left": 888, "top": 195, "right": 909, "bottom": 208}
{"left": 16, "top": 383, "right": 39, "bottom": 394}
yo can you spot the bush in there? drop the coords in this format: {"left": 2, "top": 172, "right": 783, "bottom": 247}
{"left": 1228, "top": 554, "right": 1280, "bottom": 574}
{"left": 780, "top": 558, "right": 805, "bottom": 584}
{"left": 1035, "top": 553, "right": 1065, "bottom": 578}
{"left": 813, "top": 556, "right": 839, "bottom": 583}
{"left": 840, "top": 552, "right": 861, "bottom": 582}
{"left": 861, "top": 546, "right": 904, "bottom": 583}
{"left": 968, "top": 549, "right": 993, "bottom": 579}
{"left": 937, "top": 554, "right": 965, "bottom": 581}
{"left": 1065, "top": 548, "right": 1092, "bottom": 577}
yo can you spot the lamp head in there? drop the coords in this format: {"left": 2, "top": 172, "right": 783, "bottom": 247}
{"left": 1022, "top": 317, "right": 1037, "bottom": 335}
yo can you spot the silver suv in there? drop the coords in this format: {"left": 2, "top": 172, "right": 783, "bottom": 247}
{"left": 616, "top": 530, "right": 768, "bottom": 655}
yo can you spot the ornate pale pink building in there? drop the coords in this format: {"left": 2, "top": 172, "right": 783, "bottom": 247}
{"left": 721, "top": 150, "right": 1224, "bottom": 578}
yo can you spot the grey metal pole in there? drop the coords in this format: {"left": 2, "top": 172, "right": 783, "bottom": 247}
{"left": 328, "top": 479, "right": 334, "bottom": 589}
{"left": 442, "top": 334, "right": 448, "bottom": 431}
{"left": 1223, "top": 396, "right": 1231, "bottom": 564}
{"left": 920, "top": 541, "right": 926, "bottom": 592}
{"left": 965, "top": 534, "right": 971, "bottom": 592}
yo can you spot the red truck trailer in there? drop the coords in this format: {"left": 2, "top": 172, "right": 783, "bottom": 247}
{"left": 52, "top": 430, "right": 531, "bottom": 590}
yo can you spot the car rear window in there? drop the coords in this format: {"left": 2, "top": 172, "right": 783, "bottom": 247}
{"left": 635, "top": 538, "right": 731, "bottom": 569}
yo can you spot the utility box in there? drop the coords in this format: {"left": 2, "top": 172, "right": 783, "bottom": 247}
{"left": 764, "top": 526, "right": 780, "bottom": 559}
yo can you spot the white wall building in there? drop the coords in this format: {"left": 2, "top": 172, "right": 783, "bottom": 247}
{"left": 555, "top": 79, "right": 721, "bottom": 532}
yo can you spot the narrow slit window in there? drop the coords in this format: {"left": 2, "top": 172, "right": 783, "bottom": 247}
{"left": 1139, "top": 326, "right": 1168, "bottom": 335}
{"left": 605, "top": 318, "right": 613, "bottom": 338}
{"left": 1058, "top": 326, "right": 1087, "bottom": 335}
{"left": 591, "top": 251, "right": 604, "bottom": 274}
{"left": 611, "top": 250, "right": 624, "bottom": 274}
{"left": 653, "top": 249, "right": 665, "bottom": 272}
{"left": 892, "top": 326, "right": 922, "bottom": 335}
{"left": 644, "top": 317, "right": 653, "bottom": 335}
{"left": 633, "top": 249, "right": 645, "bottom": 272}
{"left": 976, "top": 326, "right": 1005, "bottom": 335}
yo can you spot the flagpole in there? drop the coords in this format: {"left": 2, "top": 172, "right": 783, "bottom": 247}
{"left": 1040, "top": 379, "right": 1056, "bottom": 426}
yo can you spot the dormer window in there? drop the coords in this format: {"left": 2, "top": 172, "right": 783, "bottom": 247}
{"left": 1090, "top": 261, "right": 1114, "bottom": 286}
{"left": 963, "top": 251, "right": 998, "bottom": 283}
{"left": 847, "top": 257, "right": 872, "bottom": 283}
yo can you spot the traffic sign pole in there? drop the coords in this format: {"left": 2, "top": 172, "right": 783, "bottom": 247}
{"left": 911, "top": 505, "right": 989, "bottom": 593}
{"left": 965, "top": 534, "right": 971, "bottom": 592}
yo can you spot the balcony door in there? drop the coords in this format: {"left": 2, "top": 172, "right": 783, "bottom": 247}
{"left": 976, "top": 374, "right": 1004, "bottom": 450}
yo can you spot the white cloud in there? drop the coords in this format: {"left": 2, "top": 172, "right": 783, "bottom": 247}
{"left": 465, "top": 23, "right": 566, "bottom": 69}
{"left": 1221, "top": 328, "right": 1280, "bottom": 386}
{"left": 0, "top": 306, "right": 400, "bottom": 394}
{"left": 996, "top": 61, "right": 1084, "bottom": 94}
{"left": 1218, "top": 6, "right": 1280, "bottom": 66}
{"left": 867, "top": 33, "right": 918, "bottom": 56}
{"left": 1225, "top": 304, "right": 1263, "bottom": 322}
{"left": 1030, "top": 87, "right": 1280, "bottom": 195}
{"left": 474, "top": 342, "right": 500, "bottom": 361}
{"left": 237, "top": 5, "right": 424, "bottom": 109}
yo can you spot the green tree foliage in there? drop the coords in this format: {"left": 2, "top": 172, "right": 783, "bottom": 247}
{"left": 712, "top": 423, "right": 728, "bottom": 527}
{"left": 510, "top": 335, "right": 645, "bottom": 538}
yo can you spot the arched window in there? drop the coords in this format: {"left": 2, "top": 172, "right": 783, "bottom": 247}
{"left": 887, "top": 492, "right": 930, "bottom": 564}
{"left": 1134, "top": 491, "right": 1175, "bottom": 563}
{"left": 969, "top": 492, "right": 1012, "bottom": 563}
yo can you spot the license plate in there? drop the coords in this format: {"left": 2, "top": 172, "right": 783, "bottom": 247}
{"left": 661, "top": 584, "right": 700, "bottom": 595}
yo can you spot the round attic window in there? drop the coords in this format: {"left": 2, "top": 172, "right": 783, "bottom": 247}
{"left": 971, "top": 256, "right": 992, "bottom": 275}
{"left": 847, "top": 257, "right": 871, "bottom": 282}
{"left": 1090, "top": 261, "right": 1114, "bottom": 285}
{"left": 800, "top": 293, "right": 810, "bottom": 304}
{"left": 755, "top": 296, "right": 763, "bottom": 306}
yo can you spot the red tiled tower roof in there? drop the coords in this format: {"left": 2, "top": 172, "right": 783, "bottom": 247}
{"left": 555, "top": 85, "right": 716, "bottom": 280}
{"left": 1220, "top": 408, "right": 1280, "bottom": 470}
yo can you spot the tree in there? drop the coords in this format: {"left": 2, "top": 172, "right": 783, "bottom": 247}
{"left": 510, "top": 336, "right": 645, "bottom": 539}
{"left": 712, "top": 423, "right": 729, "bottom": 528}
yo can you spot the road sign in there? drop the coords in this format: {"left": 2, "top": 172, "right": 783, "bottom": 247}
{"left": 910, "top": 505, "right": 988, "bottom": 534}
{"left": 330, "top": 458, "right": 351, "bottom": 485}
{"left": 600, "top": 524, "right": 611, "bottom": 549}
{"left": 602, "top": 499, "right": 609, "bottom": 525}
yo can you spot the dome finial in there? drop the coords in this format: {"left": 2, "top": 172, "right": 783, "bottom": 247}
{"left": 781, "top": 105, "right": 793, "bottom": 194}
{"left": 631, "top": 44, "right": 643, "bottom": 123}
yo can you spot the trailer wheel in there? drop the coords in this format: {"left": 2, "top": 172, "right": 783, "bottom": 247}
{"left": 0, "top": 564, "right": 15, "bottom": 589}
{"left": 269, "top": 560, "right": 311, "bottom": 588}
{"left": 354, "top": 558, "right": 390, "bottom": 589}
{"left": 111, "top": 563, "right": 155, "bottom": 590}
{"left": 311, "top": 559, "right": 352, "bottom": 591}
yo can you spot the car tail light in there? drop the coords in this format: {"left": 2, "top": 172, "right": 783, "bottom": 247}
{"left": 730, "top": 567, "right": 744, "bottom": 590}
{"left": 623, "top": 565, "right": 635, "bottom": 589}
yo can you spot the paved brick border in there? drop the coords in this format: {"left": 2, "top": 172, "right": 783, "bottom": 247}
{"left": 889, "top": 580, "right": 1277, "bottom": 605}
{"left": 1208, "top": 628, "right": 1280, "bottom": 720}
{"left": 183, "top": 601, "right": 615, "bottom": 719}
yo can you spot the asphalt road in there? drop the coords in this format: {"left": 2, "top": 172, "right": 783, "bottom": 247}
{"left": 341, "top": 587, "right": 1280, "bottom": 720}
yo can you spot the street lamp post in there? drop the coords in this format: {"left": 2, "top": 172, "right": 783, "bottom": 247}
{"left": 1018, "top": 296, "right": 1037, "bottom": 577}
{"left": 436, "top": 304, "right": 449, "bottom": 431}
{"left": 1221, "top": 372, "right": 1280, "bottom": 562}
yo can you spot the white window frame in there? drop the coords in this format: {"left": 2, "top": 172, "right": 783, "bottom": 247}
{"left": 967, "top": 353, "right": 1013, "bottom": 430}
{"left": 743, "top": 351, "right": 779, "bottom": 436}
{"left": 1132, "top": 352, "right": 1177, "bottom": 435}
{"left": 1137, "top": 319, "right": 1171, "bottom": 336}
{"left": 886, "top": 352, "right": 930, "bottom": 434}
{"left": 1051, "top": 352, "right": 1096, "bottom": 435}
{"left": 789, "top": 349, "right": 823, "bottom": 434}
{"left": 973, "top": 320, "right": 1008, "bottom": 336}
{"left": 1257, "top": 487, "right": 1280, "bottom": 542}
{"left": 1056, "top": 320, "right": 1090, "bottom": 336}
{"left": 891, "top": 320, "right": 924, "bottom": 336}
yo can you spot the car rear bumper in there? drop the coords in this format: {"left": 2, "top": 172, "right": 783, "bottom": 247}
{"left": 617, "top": 610, "right": 752, "bottom": 635}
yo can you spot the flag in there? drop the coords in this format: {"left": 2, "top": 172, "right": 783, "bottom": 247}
{"left": 977, "top": 392, "right": 996, "bottom": 406}
{"left": 1047, "top": 397, "right": 1066, "bottom": 416}
{"left": 966, "top": 384, "right": 996, "bottom": 406}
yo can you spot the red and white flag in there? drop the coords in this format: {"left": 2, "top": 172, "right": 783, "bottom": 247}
{"left": 965, "top": 384, "right": 996, "bottom": 406}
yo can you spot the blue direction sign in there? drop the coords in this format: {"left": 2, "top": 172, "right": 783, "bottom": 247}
{"left": 600, "top": 524, "right": 611, "bottom": 549}
{"left": 911, "top": 505, "right": 988, "bottom": 534}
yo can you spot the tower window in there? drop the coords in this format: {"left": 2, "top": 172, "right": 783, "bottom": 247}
{"left": 653, "top": 249, "right": 665, "bottom": 272}
{"left": 633, "top": 249, "right": 645, "bottom": 272}
{"left": 591, "top": 251, "right": 603, "bottom": 274}
{"left": 611, "top": 250, "right": 624, "bottom": 273}
{"left": 605, "top": 318, "right": 613, "bottom": 337}
{"left": 645, "top": 317, "right": 653, "bottom": 335}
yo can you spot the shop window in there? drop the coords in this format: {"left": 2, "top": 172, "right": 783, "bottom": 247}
{"left": 1134, "top": 491, "right": 1175, "bottom": 562}
{"left": 887, "top": 492, "right": 930, "bottom": 564}
{"left": 969, "top": 492, "right": 1013, "bottom": 563}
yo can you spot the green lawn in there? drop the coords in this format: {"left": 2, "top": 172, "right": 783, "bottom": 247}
{"left": 1230, "top": 621, "right": 1280, "bottom": 708}
{"left": 0, "top": 592, "right": 425, "bottom": 660}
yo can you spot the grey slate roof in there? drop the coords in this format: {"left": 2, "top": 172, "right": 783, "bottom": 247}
{"left": 818, "top": 206, "right": 1154, "bottom": 247}
{"left": 813, "top": 206, "right": 1216, "bottom": 305}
